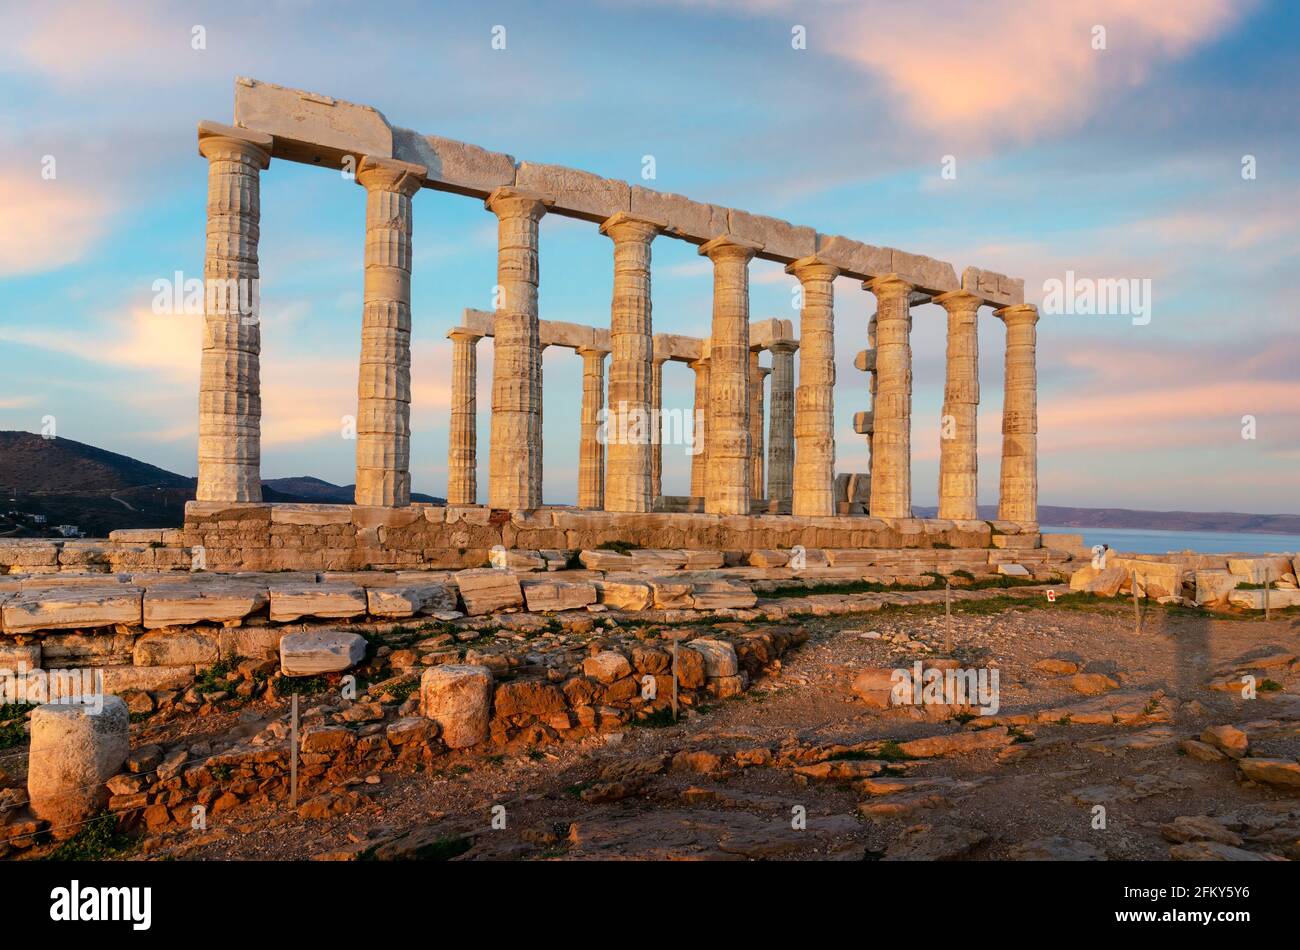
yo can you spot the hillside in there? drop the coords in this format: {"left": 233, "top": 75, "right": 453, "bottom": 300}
{"left": 911, "top": 504, "right": 1300, "bottom": 536}
{"left": 0, "top": 431, "right": 192, "bottom": 493}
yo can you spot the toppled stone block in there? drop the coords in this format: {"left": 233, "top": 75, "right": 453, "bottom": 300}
{"left": 1227, "top": 556, "right": 1294, "bottom": 584}
{"left": 1069, "top": 565, "right": 1126, "bottom": 596}
{"left": 1195, "top": 570, "right": 1239, "bottom": 606}
{"left": 454, "top": 569, "right": 523, "bottom": 615}
{"left": 2, "top": 586, "right": 143, "bottom": 634}
{"left": 142, "top": 583, "right": 269, "bottom": 629}
{"left": 27, "top": 697, "right": 130, "bottom": 835}
{"left": 269, "top": 583, "right": 367, "bottom": 622}
{"left": 689, "top": 579, "right": 757, "bottom": 609}
{"left": 748, "top": 549, "right": 790, "bottom": 568}
{"left": 650, "top": 579, "right": 693, "bottom": 610}
{"left": 686, "top": 638, "right": 738, "bottom": 677}
{"left": 134, "top": 629, "right": 220, "bottom": 667}
{"left": 596, "top": 578, "right": 654, "bottom": 611}
{"left": 280, "top": 630, "right": 368, "bottom": 676}
{"left": 522, "top": 580, "right": 597, "bottom": 612}
{"left": 583, "top": 650, "right": 632, "bottom": 684}
{"left": 997, "top": 563, "right": 1030, "bottom": 577}
{"left": 420, "top": 664, "right": 493, "bottom": 748}
{"left": 365, "top": 583, "right": 456, "bottom": 618}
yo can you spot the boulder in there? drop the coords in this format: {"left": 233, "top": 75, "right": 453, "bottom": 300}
{"left": 1200, "top": 724, "right": 1248, "bottom": 759}
{"left": 27, "top": 697, "right": 130, "bottom": 835}
{"left": 686, "top": 638, "right": 738, "bottom": 678}
{"left": 1237, "top": 757, "right": 1300, "bottom": 790}
{"left": 269, "top": 583, "right": 367, "bottom": 623}
{"left": 454, "top": 569, "right": 523, "bottom": 615}
{"left": 419, "top": 664, "right": 493, "bottom": 748}
{"left": 279, "top": 630, "right": 368, "bottom": 676}
{"left": 1068, "top": 566, "right": 1126, "bottom": 596}
{"left": 583, "top": 651, "right": 632, "bottom": 684}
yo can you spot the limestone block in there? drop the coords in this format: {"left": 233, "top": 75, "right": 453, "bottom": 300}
{"left": 2, "top": 586, "right": 143, "bottom": 634}
{"left": 453, "top": 569, "right": 523, "bottom": 616}
{"left": 233, "top": 77, "right": 393, "bottom": 165}
{"left": 0, "top": 641, "right": 40, "bottom": 671}
{"left": 997, "top": 563, "right": 1030, "bottom": 577}
{"left": 595, "top": 578, "right": 654, "bottom": 611}
{"left": 629, "top": 185, "right": 727, "bottom": 242}
{"left": 1227, "top": 557, "right": 1293, "bottom": 584}
{"left": 690, "top": 579, "right": 757, "bottom": 609}
{"left": 891, "top": 249, "right": 959, "bottom": 293}
{"left": 1111, "top": 558, "right": 1183, "bottom": 599}
{"left": 134, "top": 629, "right": 220, "bottom": 667}
{"left": 583, "top": 651, "right": 632, "bottom": 683}
{"left": 39, "top": 633, "right": 135, "bottom": 667}
{"left": 579, "top": 549, "right": 637, "bottom": 571}
{"left": 516, "top": 161, "right": 627, "bottom": 222}
{"left": 1068, "top": 565, "right": 1127, "bottom": 596}
{"left": 727, "top": 208, "right": 814, "bottom": 263}
{"left": 960, "top": 266, "right": 1021, "bottom": 307}
{"left": 1229, "top": 588, "right": 1300, "bottom": 610}
{"left": 687, "top": 638, "right": 739, "bottom": 677}
{"left": 270, "top": 504, "right": 354, "bottom": 526}
{"left": 650, "top": 579, "right": 694, "bottom": 610}
{"left": 1193, "top": 570, "right": 1238, "bottom": 606}
{"left": 419, "top": 664, "right": 493, "bottom": 748}
{"left": 521, "top": 580, "right": 597, "bottom": 612}
{"left": 748, "top": 550, "right": 790, "bottom": 568}
{"left": 280, "top": 630, "right": 368, "bottom": 676}
{"left": 681, "top": 550, "right": 726, "bottom": 570}
{"left": 142, "top": 583, "right": 269, "bottom": 629}
{"left": 992, "top": 534, "right": 1040, "bottom": 550}
{"left": 365, "top": 583, "right": 457, "bottom": 618}
{"left": 28, "top": 697, "right": 130, "bottom": 833}
{"left": 218, "top": 626, "right": 284, "bottom": 661}
{"left": 814, "top": 234, "right": 891, "bottom": 278}
{"left": 268, "top": 583, "right": 367, "bottom": 622}
{"left": 100, "top": 665, "right": 194, "bottom": 693}
{"left": 392, "top": 127, "right": 515, "bottom": 198}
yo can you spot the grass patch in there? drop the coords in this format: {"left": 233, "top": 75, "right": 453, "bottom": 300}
{"left": 596, "top": 540, "right": 641, "bottom": 554}
{"left": 766, "top": 573, "right": 1046, "bottom": 599}
{"left": 193, "top": 657, "right": 238, "bottom": 694}
{"left": 1259, "top": 679, "right": 1284, "bottom": 692}
{"left": 361, "top": 834, "right": 471, "bottom": 862}
{"left": 629, "top": 706, "right": 679, "bottom": 728}
{"left": 44, "top": 815, "right": 138, "bottom": 861}
{"left": 271, "top": 674, "right": 333, "bottom": 699}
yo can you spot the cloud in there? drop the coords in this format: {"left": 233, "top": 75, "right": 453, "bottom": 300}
{"left": 0, "top": 167, "right": 114, "bottom": 276}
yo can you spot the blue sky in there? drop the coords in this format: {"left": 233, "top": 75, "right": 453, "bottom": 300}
{"left": 1, "top": 0, "right": 1297, "bottom": 512}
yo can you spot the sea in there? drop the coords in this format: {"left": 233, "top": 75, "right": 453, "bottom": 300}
{"left": 1040, "top": 526, "right": 1300, "bottom": 556}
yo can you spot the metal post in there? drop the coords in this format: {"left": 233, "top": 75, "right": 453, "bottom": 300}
{"left": 1264, "top": 567, "right": 1271, "bottom": 621}
{"left": 1132, "top": 570, "right": 1141, "bottom": 636}
{"left": 290, "top": 692, "right": 299, "bottom": 809}
{"left": 671, "top": 639, "right": 679, "bottom": 722}
{"left": 944, "top": 580, "right": 952, "bottom": 653}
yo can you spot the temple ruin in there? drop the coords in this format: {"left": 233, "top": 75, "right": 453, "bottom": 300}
{"left": 192, "top": 77, "right": 1039, "bottom": 566}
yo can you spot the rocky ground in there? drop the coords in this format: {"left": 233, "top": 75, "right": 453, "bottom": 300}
{"left": 78, "top": 594, "right": 1300, "bottom": 862}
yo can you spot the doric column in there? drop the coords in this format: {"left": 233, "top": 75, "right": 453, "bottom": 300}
{"left": 767, "top": 339, "right": 797, "bottom": 514}
{"left": 786, "top": 257, "right": 839, "bottom": 517}
{"left": 934, "top": 290, "right": 981, "bottom": 521}
{"left": 748, "top": 352, "right": 765, "bottom": 499}
{"left": 354, "top": 156, "right": 425, "bottom": 507}
{"left": 650, "top": 354, "right": 668, "bottom": 504}
{"left": 446, "top": 327, "right": 481, "bottom": 506}
{"left": 700, "top": 236, "right": 759, "bottom": 514}
{"left": 486, "top": 187, "right": 547, "bottom": 510}
{"left": 864, "top": 274, "right": 914, "bottom": 518}
{"left": 577, "top": 346, "right": 607, "bottom": 510}
{"left": 600, "top": 213, "right": 660, "bottom": 513}
{"left": 688, "top": 357, "right": 710, "bottom": 499}
{"left": 196, "top": 122, "right": 272, "bottom": 503}
{"left": 996, "top": 304, "right": 1040, "bottom": 523}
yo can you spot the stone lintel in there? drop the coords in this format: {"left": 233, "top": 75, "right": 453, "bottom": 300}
{"left": 962, "top": 266, "right": 1025, "bottom": 308}
{"left": 232, "top": 77, "right": 391, "bottom": 168}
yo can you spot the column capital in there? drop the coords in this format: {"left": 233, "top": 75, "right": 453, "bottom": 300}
{"left": 197, "top": 120, "right": 272, "bottom": 168}
{"left": 699, "top": 234, "right": 761, "bottom": 262}
{"left": 576, "top": 345, "right": 609, "bottom": 359}
{"left": 485, "top": 186, "right": 549, "bottom": 220}
{"left": 688, "top": 356, "right": 710, "bottom": 370}
{"left": 863, "top": 273, "right": 914, "bottom": 299}
{"left": 932, "top": 289, "right": 983, "bottom": 313}
{"left": 994, "top": 303, "right": 1039, "bottom": 325}
{"left": 356, "top": 155, "right": 426, "bottom": 196}
{"left": 785, "top": 255, "right": 840, "bottom": 281}
{"left": 759, "top": 365, "right": 772, "bottom": 379}
{"left": 447, "top": 326, "right": 483, "bottom": 344}
{"left": 599, "top": 211, "right": 661, "bottom": 242}
{"left": 768, "top": 338, "right": 799, "bottom": 354}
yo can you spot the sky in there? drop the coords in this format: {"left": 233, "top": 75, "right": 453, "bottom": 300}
{"left": 1, "top": 0, "right": 1297, "bottom": 513}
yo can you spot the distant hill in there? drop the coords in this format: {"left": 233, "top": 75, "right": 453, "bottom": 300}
{"left": 912, "top": 504, "right": 1300, "bottom": 536}
{"left": 0, "top": 431, "right": 443, "bottom": 537}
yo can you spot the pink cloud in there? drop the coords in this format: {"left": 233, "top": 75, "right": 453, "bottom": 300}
{"left": 0, "top": 166, "right": 114, "bottom": 276}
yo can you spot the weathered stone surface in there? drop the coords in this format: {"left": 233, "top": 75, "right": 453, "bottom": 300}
{"left": 521, "top": 579, "right": 597, "bottom": 613}
{"left": 133, "top": 629, "right": 220, "bottom": 667}
{"left": 419, "top": 664, "right": 493, "bottom": 748}
{"left": 595, "top": 578, "right": 653, "bottom": 611}
{"left": 2, "top": 587, "right": 142, "bottom": 634}
{"left": 142, "top": 583, "right": 268, "bottom": 629}
{"left": 27, "top": 697, "right": 130, "bottom": 834}
{"left": 280, "top": 630, "right": 368, "bottom": 676}
{"left": 687, "top": 638, "right": 739, "bottom": 677}
{"left": 689, "top": 579, "right": 757, "bottom": 609}
{"left": 1007, "top": 837, "right": 1105, "bottom": 861}
{"left": 100, "top": 665, "right": 194, "bottom": 693}
{"left": 1069, "top": 565, "right": 1126, "bottom": 596}
{"left": 883, "top": 823, "right": 987, "bottom": 861}
{"left": 1201, "top": 724, "right": 1248, "bottom": 759}
{"left": 1169, "top": 841, "right": 1285, "bottom": 861}
{"left": 1238, "top": 757, "right": 1300, "bottom": 790}
{"left": 393, "top": 128, "right": 514, "bottom": 198}
{"left": 365, "top": 583, "right": 456, "bottom": 618}
{"left": 493, "top": 679, "right": 566, "bottom": 718}
{"left": 583, "top": 651, "right": 632, "bottom": 684}
{"left": 233, "top": 77, "right": 392, "bottom": 164}
{"left": 1195, "top": 570, "right": 1239, "bottom": 606}
{"left": 454, "top": 569, "right": 523, "bottom": 615}
{"left": 269, "top": 583, "right": 367, "bottom": 622}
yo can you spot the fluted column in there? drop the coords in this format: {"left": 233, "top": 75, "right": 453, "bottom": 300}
{"left": 864, "top": 275, "right": 914, "bottom": 518}
{"left": 933, "top": 290, "right": 981, "bottom": 520}
{"left": 700, "top": 236, "right": 758, "bottom": 514}
{"left": 577, "top": 346, "right": 607, "bottom": 509}
{"left": 688, "top": 357, "right": 710, "bottom": 499}
{"left": 600, "top": 213, "right": 660, "bottom": 512}
{"left": 486, "top": 188, "right": 547, "bottom": 510}
{"left": 447, "top": 327, "right": 481, "bottom": 506}
{"left": 996, "top": 304, "right": 1039, "bottom": 523}
{"left": 767, "top": 339, "right": 797, "bottom": 513}
{"left": 196, "top": 122, "right": 271, "bottom": 503}
{"left": 748, "top": 352, "right": 765, "bottom": 499}
{"left": 354, "top": 157, "right": 425, "bottom": 507}
{"left": 650, "top": 354, "right": 667, "bottom": 504}
{"left": 786, "top": 257, "right": 838, "bottom": 517}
